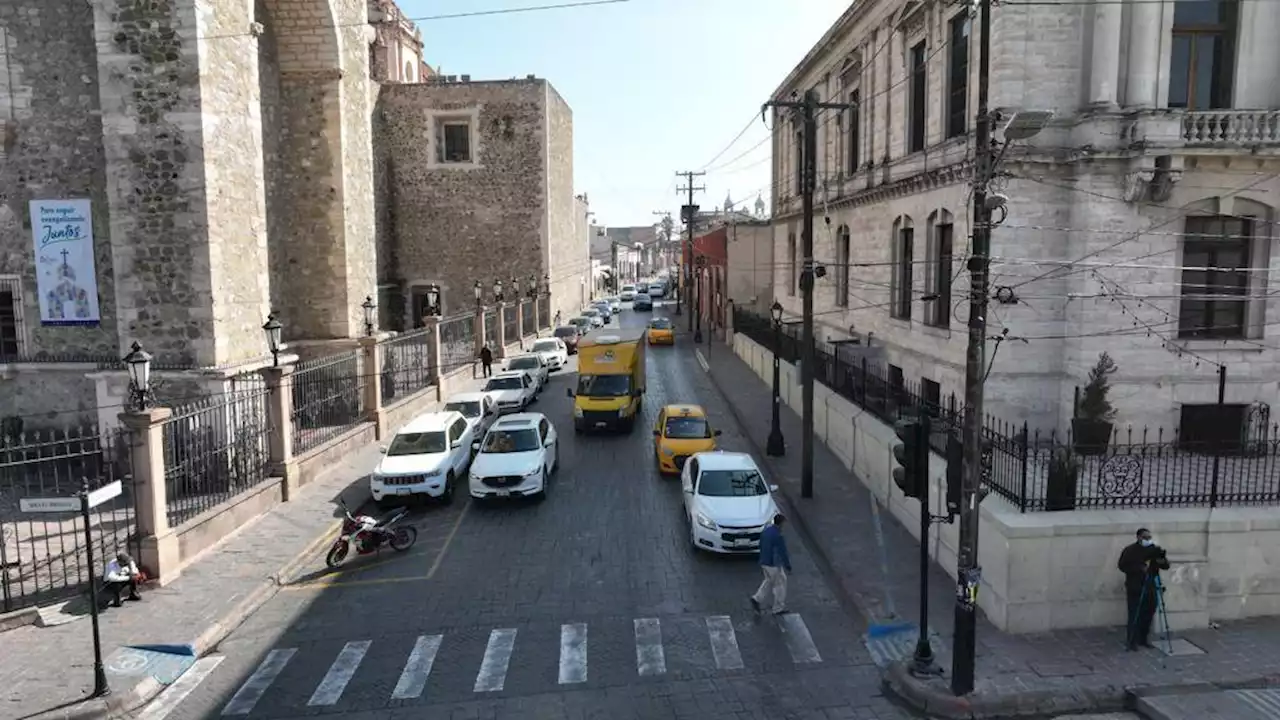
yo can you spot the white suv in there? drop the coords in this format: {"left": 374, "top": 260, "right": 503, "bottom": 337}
{"left": 371, "top": 411, "right": 474, "bottom": 506}
{"left": 443, "top": 392, "right": 499, "bottom": 448}
{"left": 469, "top": 413, "right": 560, "bottom": 502}
{"left": 483, "top": 370, "right": 537, "bottom": 414}
{"left": 505, "top": 353, "right": 550, "bottom": 392}
{"left": 529, "top": 338, "right": 569, "bottom": 371}
{"left": 681, "top": 451, "right": 780, "bottom": 553}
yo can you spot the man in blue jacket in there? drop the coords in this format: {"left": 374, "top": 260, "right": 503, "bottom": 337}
{"left": 750, "top": 513, "right": 791, "bottom": 615}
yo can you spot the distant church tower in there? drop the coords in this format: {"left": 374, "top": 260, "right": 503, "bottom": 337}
{"left": 754, "top": 193, "right": 766, "bottom": 218}
{"left": 724, "top": 192, "right": 734, "bottom": 213}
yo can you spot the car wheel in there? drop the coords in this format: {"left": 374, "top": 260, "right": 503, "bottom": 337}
{"left": 553, "top": 444, "right": 560, "bottom": 473}
{"left": 440, "top": 473, "right": 455, "bottom": 505}
{"left": 375, "top": 497, "right": 393, "bottom": 510}
{"left": 533, "top": 469, "right": 548, "bottom": 502}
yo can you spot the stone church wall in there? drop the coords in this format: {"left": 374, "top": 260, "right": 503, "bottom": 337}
{"left": 543, "top": 84, "right": 585, "bottom": 324}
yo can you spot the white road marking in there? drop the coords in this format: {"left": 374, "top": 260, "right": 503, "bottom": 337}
{"left": 634, "top": 618, "right": 666, "bottom": 676}
{"left": 222, "top": 648, "right": 296, "bottom": 716}
{"left": 136, "top": 656, "right": 224, "bottom": 720}
{"left": 558, "top": 623, "right": 588, "bottom": 685}
{"left": 391, "top": 634, "right": 442, "bottom": 700}
{"left": 778, "top": 613, "right": 822, "bottom": 664}
{"left": 696, "top": 348, "right": 710, "bottom": 372}
{"left": 474, "top": 628, "right": 518, "bottom": 692}
{"left": 706, "top": 615, "right": 744, "bottom": 670}
{"left": 307, "top": 640, "right": 371, "bottom": 706}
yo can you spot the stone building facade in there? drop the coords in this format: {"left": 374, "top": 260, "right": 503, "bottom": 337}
{"left": 374, "top": 77, "right": 584, "bottom": 328}
{"left": 770, "top": 0, "right": 1280, "bottom": 434}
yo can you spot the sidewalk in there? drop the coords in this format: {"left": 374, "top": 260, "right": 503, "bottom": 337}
{"left": 700, "top": 339, "right": 1280, "bottom": 719}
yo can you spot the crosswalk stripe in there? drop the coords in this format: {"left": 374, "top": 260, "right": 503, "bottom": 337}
{"left": 705, "top": 615, "right": 744, "bottom": 670}
{"left": 778, "top": 613, "right": 822, "bottom": 664}
{"left": 634, "top": 618, "right": 666, "bottom": 677}
{"left": 558, "top": 623, "right": 588, "bottom": 684}
{"left": 222, "top": 648, "right": 296, "bottom": 716}
{"left": 307, "top": 640, "right": 371, "bottom": 706}
{"left": 137, "top": 656, "right": 224, "bottom": 720}
{"left": 391, "top": 634, "right": 443, "bottom": 700}
{"left": 474, "top": 628, "right": 517, "bottom": 692}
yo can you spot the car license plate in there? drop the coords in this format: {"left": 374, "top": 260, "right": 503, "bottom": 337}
{"left": 595, "top": 421, "right": 607, "bottom": 428}
{"left": 733, "top": 539, "right": 753, "bottom": 548}
{"left": 496, "top": 490, "right": 510, "bottom": 498}
{"left": 397, "top": 488, "right": 412, "bottom": 496}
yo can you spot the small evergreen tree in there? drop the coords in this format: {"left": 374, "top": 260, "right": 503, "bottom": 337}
{"left": 1078, "top": 352, "right": 1117, "bottom": 422}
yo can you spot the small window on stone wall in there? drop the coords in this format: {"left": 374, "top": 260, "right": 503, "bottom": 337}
{"left": 437, "top": 119, "right": 473, "bottom": 163}
{"left": 0, "top": 277, "right": 24, "bottom": 358}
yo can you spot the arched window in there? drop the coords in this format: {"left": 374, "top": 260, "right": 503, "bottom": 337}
{"left": 891, "top": 216, "right": 914, "bottom": 320}
{"left": 926, "top": 210, "right": 955, "bottom": 327}
{"left": 835, "top": 225, "right": 850, "bottom": 307}
{"left": 404, "top": 61, "right": 414, "bottom": 82}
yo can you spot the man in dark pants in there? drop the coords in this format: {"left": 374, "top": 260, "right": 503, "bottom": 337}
{"left": 1117, "top": 527, "right": 1170, "bottom": 650}
{"left": 478, "top": 345, "right": 494, "bottom": 378}
{"left": 104, "top": 551, "right": 143, "bottom": 607}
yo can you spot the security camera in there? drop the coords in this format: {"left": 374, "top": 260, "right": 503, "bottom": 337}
{"left": 984, "top": 193, "right": 1008, "bottom": 211}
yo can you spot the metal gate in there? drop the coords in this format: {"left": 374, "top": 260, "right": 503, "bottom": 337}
{"left": 0, "top": 426, "right": 138, "bottom": 613}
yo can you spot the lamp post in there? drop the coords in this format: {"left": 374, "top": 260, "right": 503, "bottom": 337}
{"left": 361, "top": 296, "right": 377, "bottom": 336}
{"left": 766, "top": 301, "right": 786, "bottom": 457}
{"left": 511, "top": 276, "right": 520, "bottom": 300}
{"left": 528, "top": 274, "right": 538, "bottom": 299}
{"left": 543, "top": 274, "right": 550, "bottom": 297}
{"left": 693, "top": 255, "right": 705, "bottom": 343}
{"left": 474, "top": 280, "right": 483, "bottom": 310}
{"left": 123, "top": 341, "right": 154, "bottom": 412}
{"left": 262, "top": 313, "right": 283, "bottom": 367}
{"left": 493, "top": 280, "right": 504, "bottom": 304}
{"left": 424, "top": 284, "right": 441, "bottom": 317}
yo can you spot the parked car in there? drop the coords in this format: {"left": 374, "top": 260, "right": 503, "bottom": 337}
{"left": 370, "top": 411, "right": 474, "bottom": 507}
{"left": 648, "top": 282, "right": 666, "bottom": 298}
{"left": 681, "top": 451, "right": 780, "bottom": 553}
{"left": 580, "top": 308, "right": 604, "bottom": 328}
{"left": 591, "top": 301, "right": 613, "bottom": 323}
{"left": 505, "top": 353, "right": 550, "bottom": 393}
{"left": 482, "top": 370, "right": 538, "bottom": 414}
{"left": 468, "top": 413, "right": 560, "bottom": 502}
{"left": 568, "top": 317, "right": 592, "bottom": 336}
{"left": 605, "top": 296, "right": 622, "bottom": 313}
{"left": 633, "top": 293, "right": 653, "bottom": 311}
{"left": 442, "top": 392, "right": 500, "bottom": 447}
{"left": 554, "top": 325, "right": 583, "bottom": 354}
{"left": 530, "top": 337, "right": 570, "bottom": 371}
{"left": 620, "top": 284, "right": 637, "bottom": 301}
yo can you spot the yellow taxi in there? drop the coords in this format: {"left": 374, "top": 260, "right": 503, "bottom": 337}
{"left": 653, "top": 404, "right": 721, "bottom": 474}
{"left": 647, "top": 317, "right": 675, "bottom": 345}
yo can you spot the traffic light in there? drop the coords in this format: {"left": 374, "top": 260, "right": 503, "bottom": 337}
{"left": 892, "top": 419, "right": 925, "bottom": 500}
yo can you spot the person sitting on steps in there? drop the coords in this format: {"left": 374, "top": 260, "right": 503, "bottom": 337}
{"left": 103, "top": 551, "right": 144, "bottom": 607}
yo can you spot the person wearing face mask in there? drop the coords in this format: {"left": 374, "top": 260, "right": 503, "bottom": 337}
{"left": 1117, "top": 527, "right": 1170, "bottom": 650}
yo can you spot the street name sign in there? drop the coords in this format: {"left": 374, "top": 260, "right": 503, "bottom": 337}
{"left": 19, "top": 497, "right": 80, "bottom": 513}
{"left": 87, "top": 480, "right": 122, "bottom": 509}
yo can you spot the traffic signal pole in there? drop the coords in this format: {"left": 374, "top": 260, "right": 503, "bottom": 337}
{"left": 893, "top": 417, "right": 942, "bottom": 677}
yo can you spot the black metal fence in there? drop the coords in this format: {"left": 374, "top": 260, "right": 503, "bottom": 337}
{"left": 440, "top": 313, "right": 476, "bottom": 374}
{"left": 521, "top": 301, "right": 536, "bottom": 337}
{"left": 290, "top": 351, "right": 366, "bottom": 455}
{"left": 538, "top": 295, "right": 551, "bottom": 329}
{"left": 483, "top": 310, "right": 497, "bottom": 351}
{"left": 733, "top": 307, "right": 1280, "bottom": 512}
{"left": 0, "top": 427, "right": 137, "bottom": 613}
{"left": 379, "top": 328, "right": 437, "bottom": 404}
{"left": 503, "top": 306, "right": 518, "bottom": 345}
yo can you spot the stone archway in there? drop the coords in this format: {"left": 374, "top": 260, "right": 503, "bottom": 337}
{"left": 254, "top": 0, "right": 348, "bottom": 341}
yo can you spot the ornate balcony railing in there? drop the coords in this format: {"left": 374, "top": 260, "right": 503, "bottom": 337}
{"left": 1182, "top": 110, "right": 1280, "bottom": 146}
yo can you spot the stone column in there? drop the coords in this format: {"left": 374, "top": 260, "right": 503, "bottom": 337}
{"left": 533, "top": 296, "right": 541, "bottom": 332}
{"left": 118, "top": 407, "right": 180, "bottom": 584}
{"left": 424, "top": 317, "right": 446, "bottom": 400}
{"left": 1126, "top": 0, "right": 1162, "bottom": 108}
{"left": 259, "top": 365, "right": 299, "bottom": 499}
{"left": 515, "top": 300, "right": 526, "bottom": 350}
{"left": 496, "top": 303, "right": 509, "bottom": 359}
{"left": 1089, "top": 0, "right": 1123, "bottom": 107}
{"left": 359, "top": 336, "right": 387, "bottom": 440}
{"left": 474, "top": 306, "right": 486, "bottom": 358}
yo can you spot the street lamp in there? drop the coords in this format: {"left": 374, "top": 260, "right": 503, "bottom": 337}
{"left": 361, "top": 296, "right": 377, "bottom": 336}
{"left": 474, "top": 280, "right": 483, "bottom": 309}
{"left": 528, "top": 274, "right": 538, "bottom": 299}
{"left": 511, "top": 276, "right": 520, "bottom": 300}
{"left": 493, "top": 279, "right": 504, "bottom": 304}
{"left": 766, "top": 301, "right": 786, "bottom": 457}
{"left": 543, "top": 273, "right": 550, "bottom": 297}
{"left": 693, "top": 255, "right": 706, "bottom": 343}
{"left": 262, "top": 312, "right": 283, "bottom": 367}
{"left": 424, "top": 284, "right": 441, "bottom": 317}
{"left": 123, "top": 341, "right": 154, "bottom": 412}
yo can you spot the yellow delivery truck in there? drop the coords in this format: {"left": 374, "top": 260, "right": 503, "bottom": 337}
{"left": 568, "top": 328, "right": 647, "bottom": 433}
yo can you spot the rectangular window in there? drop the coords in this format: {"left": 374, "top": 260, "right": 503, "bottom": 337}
{"left": 787, "top": 233, "right": 797, "bottom": 296}
{"left": 836, "top": 227, "right": 850, "bottom": 307}
{"left": 848, "top": 89, "right": 861, "bottom": 174}
{"left": 893, "top": 227, "right": 914, "bottom": 320}
{"left": 947, "top": 15, "right": 970, "bottom": 138}
{"left": 438, "top": 120, "right": 472, "bottom": 163}
{"left": 1178, "top": 216, "right": 1250, "bottom": 339}
{"left": 0, "top": 286, "right": 20, "bottom": 357}
{"left": 909, "top": 41, "right": 927, "bottom": 153}
{"left": 1168, "top": 0, "right": 1237, "bottom": 109}
{"left": 922, "top": 378, "right": 941, "bottom": 417}
{"left": 929, "top": 223, "right": 953, "bottom": 327}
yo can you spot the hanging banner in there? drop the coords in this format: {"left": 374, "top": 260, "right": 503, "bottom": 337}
{"left": 29, "top": 198, "right": 101, "bottom": 326}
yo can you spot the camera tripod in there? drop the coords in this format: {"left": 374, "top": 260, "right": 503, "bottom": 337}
{"left": 1130, "top": 573, "right": 1173, "bottom": 654}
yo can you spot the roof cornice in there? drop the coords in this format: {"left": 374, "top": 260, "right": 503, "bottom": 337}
{"left": 770, "top": 0, "right": 876, "bottom": 101}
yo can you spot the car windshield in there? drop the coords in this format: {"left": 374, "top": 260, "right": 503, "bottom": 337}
{"left": 386, "top": 431, "right": 447, "bottom": 456}
{"left": 485, "top": 376, "right": 523, "bottom": 391}
{"left": 533, "top": 341, "right": 559, "bottom": 353}
{"left": 509, "top": 357, "right": 539, "bottom": 370}
{"left": 577, "top": 374, "right": 631, "bottom": 397}
{"left": 582, "top": 309, "right": 599, "bottom": 316}
{"left": 481, "top": 428, "right": 541, "bottom": 453}
{"left": 622, "top": 285, "right": 635, "bottom": 292}
{"left": 569, "top": 319, "right": 589, "bottom": 327}
{"left": 697, "top": 469, "right": 768, "bottom": 497}
{"left": 664, "top": 416, "right": 711, "bottom": 439}
{"left": 554, "top": 327, "right": 577, "bottom": 337}
{"left": 650, "top": 319, "right": 672, "bottom": 329}
{"left": 444, "top": 401, "right": 481, "bottom": 418}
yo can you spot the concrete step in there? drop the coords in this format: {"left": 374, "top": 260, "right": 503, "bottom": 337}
{"left": 1136, "top": 688, "right": 1280, "bottom": 720}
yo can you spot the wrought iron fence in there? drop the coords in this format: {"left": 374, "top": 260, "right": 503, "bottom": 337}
{"left": 503, "top": 306, "right": 518, "bottom": 345}
{"left": 379, "top": 328, "right": 437, "bottom": 404}
{"left": 162, "top": 381, "right": 273, "bottom": 528}
{"left": 521, "top": 301, "right": 536, "bottom": 337}
{"left": 538, "top": 295, "right": 551, "bottom": 329}
{"left": 483, "top": 310, "right": 497, "bottom": 351}
{"left": 0, "top": 427, "right": 136, "bottom": 613}
{"left": 440, "top": 313, "right": 476, "bottom": 374}
{"left": 290, "top": 351, "right": 365, "bottom": 455}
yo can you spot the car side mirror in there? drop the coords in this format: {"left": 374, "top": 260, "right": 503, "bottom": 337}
{"left": 451, "top": 440, "right": 462, "bottom": 449}
{"left": 566, "top": 388, "right": 575, "bottom": 398}
{"left": 714, "top": 430, "right": 722, "bottom": 436}
{"left": 472, "top": 441, "right": 480, "bottom": 451}
{"left": 769, "top": 484, "right": 779, "bottom": 493}
{"left": 378, "top": 445, "right": 388, "bottom": 454}
{"left": 544, "top": 439, "right": 554, "bottom": 448}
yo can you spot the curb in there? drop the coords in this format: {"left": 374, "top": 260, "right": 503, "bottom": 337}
{"left": 51, "top": 492, "right": 362, "bottom": 720}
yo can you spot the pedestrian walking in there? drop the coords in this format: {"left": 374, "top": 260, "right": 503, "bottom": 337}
{"left": 103, "top": 551, "right": 144, "bottom": 608}
{"left": 479, "top": 345, "right": 494, "bottom": 378}
{"left": 750, "top": 513, "right": 791, "bottom": 615}
{"left": 1117, "top": 527, "right": 1169, "bottom": 650}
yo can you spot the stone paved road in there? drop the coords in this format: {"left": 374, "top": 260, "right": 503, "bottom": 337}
{"left": 130, "top": 304, "right": 912, "bottom": 720}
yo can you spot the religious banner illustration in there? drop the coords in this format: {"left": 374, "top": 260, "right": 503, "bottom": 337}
{"left": 29, "top": 198, "right": 102, "bottom": 326}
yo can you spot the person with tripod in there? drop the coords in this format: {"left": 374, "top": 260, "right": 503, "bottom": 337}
{"left": 1117, "top": 527, "right": 1170, "bottom": 651}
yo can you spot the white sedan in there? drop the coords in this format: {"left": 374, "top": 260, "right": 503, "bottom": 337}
{"left": 529, "top": 337, "right": 569, "bottom": 371}
{"left": 681, "top": 451, "right": 780, "bottom": 553}
{"left": 469, "top": 413, "right": 560, "bottom": 502}
{"left": 504, "top": 353, "right": 550, "bottom": 392}
{"left": 482, "top": 371, "right": 537, "bottom": 414}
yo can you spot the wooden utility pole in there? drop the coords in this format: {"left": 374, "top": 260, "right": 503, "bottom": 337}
{"left": 675, "top": 171, "right": 705, "bottom": 322}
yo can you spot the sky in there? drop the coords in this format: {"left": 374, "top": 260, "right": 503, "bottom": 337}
{"left": 398, "top": 0, "right": 852, "bottom": 228}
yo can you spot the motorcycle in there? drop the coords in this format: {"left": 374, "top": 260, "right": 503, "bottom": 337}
{"left": 325, "top": 500, "right": 418, "bottom": 569}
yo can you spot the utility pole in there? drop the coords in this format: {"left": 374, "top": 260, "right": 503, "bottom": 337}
{"left": 676, "top": 171, "right": 705, "bottom": 324}
{"left": 610, "top": 238, "right": 619, "bottom": 293}
{"left": 953, "top": 0, "right": 993, "bottom": 696}
{"left": 762, "top": 90, "right": 845, "bottom": 499}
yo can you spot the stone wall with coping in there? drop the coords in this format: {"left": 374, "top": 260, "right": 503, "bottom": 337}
{"left": 732, "top": 332, "right": 1280, "bottom": 633}
{"left": 543, "top": 84, "right": 583, "bottom": 324}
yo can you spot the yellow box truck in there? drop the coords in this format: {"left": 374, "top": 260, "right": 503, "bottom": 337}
{"left": 568, "top": 328, "right": 646, "bottom": 433}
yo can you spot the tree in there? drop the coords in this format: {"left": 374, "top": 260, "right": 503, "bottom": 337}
{"left": 1078, "top": 352, "right": 1117, "bottom": 422}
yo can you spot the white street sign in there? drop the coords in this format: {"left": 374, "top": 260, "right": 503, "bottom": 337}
{"left": 87, "top": 480, "right": 122, "bottom": 509}
{"left": 19, "top": 497, "right": 80, "bottom": 513}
